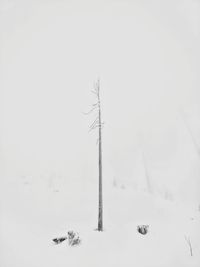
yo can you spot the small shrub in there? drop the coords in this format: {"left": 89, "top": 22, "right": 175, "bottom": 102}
{"left": 67, "top": 231, "right": 81, "bottom": 246}
{"left": 52, "top": 231, "right": 81, "bottom": 246}
{"left": 137, "top": 225, "right": 149, "bottom": 235}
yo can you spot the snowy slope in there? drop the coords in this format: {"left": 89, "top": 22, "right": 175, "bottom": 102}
{"left": 0, "top": 175, "right": 200, "bottom": 267}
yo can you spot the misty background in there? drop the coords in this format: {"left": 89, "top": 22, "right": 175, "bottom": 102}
{"left": 0, "top": 0, "right": 200, "bottom": 205}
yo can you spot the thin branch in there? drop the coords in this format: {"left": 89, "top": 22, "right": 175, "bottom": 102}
{"left": 83, "top": 105, "right": 98, "bottom": 115}
{"left": 92, "top": 102, "right": 99, "bottom": 107}
{"left": 89, "top": 119, "right": 104, "bottom": 130}
{"left": 89, "top": 122, "right": 105, "bottom": 131}
{"left": 89, "top": 123, "right": 99, "bottom": 132}
{"left": 89, "top": 124, "right": 101, "bottom": 132}
{"left": 89, "top": 117, "right": 99, "bottom": 129}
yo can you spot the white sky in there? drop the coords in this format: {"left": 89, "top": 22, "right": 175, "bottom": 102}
{"left": 0, "top": 0, "right": 200, "bottom": 201}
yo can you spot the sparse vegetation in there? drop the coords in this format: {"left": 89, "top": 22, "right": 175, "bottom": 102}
{"left": 67, "top": 231, "right": 81, "bottom": 246}
{"left": 52, "top": 231, "right": 81, "bottom": 246}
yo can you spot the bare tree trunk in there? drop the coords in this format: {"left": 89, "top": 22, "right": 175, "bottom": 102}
{"left": 85, "top": 79, "right": 103, "bottom": 231}
{"left": 97, "top": 82, "right": 103, "bottom": 231}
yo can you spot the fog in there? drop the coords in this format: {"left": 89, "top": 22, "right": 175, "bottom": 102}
{"left": 0, "top": 0, "right": 200, "bottom": 203}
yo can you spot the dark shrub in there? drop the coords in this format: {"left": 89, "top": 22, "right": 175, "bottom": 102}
{"left": 137, "top": 225, "right": 149, "bottom": 235}
{"left": 68, "top": 231, "right": 81, "bottom": 246}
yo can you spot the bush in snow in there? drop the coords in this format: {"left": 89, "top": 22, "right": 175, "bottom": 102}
{"left": 67, "top": 231, "right": 81, "bottom": 246}
{"left": 52, "top": 231, "right": 81, "bottom": 246}
{"left": 137, "top": 225, "right": 149, "bottom": 235}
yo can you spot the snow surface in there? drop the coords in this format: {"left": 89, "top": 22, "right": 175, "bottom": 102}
{"left": 0, "top": 174, "right": 200, "bottom": 267}
{"left": 0, "top": 0, "right": 200, "bottom": 266}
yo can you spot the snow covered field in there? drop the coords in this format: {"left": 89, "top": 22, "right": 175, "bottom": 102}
{"left": 0, "top": 174, "right": 200, "bottom": 267}
{"left": 0, "top": 0, "right": 200, "bottom": 266}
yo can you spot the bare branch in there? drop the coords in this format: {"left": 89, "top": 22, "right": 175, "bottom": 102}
{"left": 89, "top": 119, "right": 100, "bottom": 132}
{"left": 89, "top": 117, "right": 99, "bottom": 129}
{"left": 89, "top": 124, "right": 100, "bottom": 132}
{"left": 83, "top": 106, "right": 98, "bottom": 115}
{"left": 88, "top": 126, "right": 97, "bottom": 132}
{"left": 89, "top": 122, "right": 105, "bottom": 132}
{"left": 92, "top": 102, "right": 99, "bottom": 107}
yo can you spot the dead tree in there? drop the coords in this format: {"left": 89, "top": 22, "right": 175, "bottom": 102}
{"left": 85, "top": 79, "right": 104, "bottom": 231}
